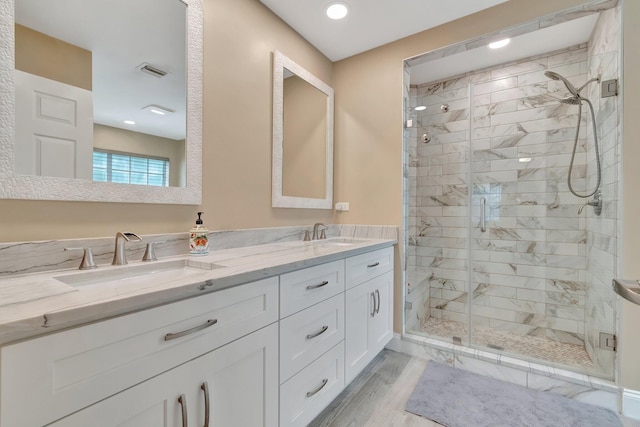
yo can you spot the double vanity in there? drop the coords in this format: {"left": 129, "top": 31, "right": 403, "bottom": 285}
{"left": 0, "top": 230, "right": 395, "bottom": 426}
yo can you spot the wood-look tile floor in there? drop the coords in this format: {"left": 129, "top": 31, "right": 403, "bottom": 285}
{"left": 309, "top": 350, "right": 441, "bottom": 427}
{"left": 309, "top": 349, "right": 640, "bottom": 427}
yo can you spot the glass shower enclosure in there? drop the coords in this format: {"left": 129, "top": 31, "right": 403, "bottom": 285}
{"left": 403, "top": 8, "right": 620, "bottom": 379}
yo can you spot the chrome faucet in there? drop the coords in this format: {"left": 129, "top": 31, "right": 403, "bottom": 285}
{"left": 112, "top": 232, "right": 142, "bottom": 265}
{"left": 312, "top": 223, "right": 328, "bottom": 240}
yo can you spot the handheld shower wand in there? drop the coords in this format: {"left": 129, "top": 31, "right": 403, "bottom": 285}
{"left": 544, "top": 71, "right": 580, "bottom": 96}
{"left": 544, "top": 71, "right": 602, "bottom": 201}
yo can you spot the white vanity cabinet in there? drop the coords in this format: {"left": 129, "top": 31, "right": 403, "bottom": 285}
{"left": 0, "top": 242, "right": 395, "bottom": 427}
{"left": 345, "top": 247, "right": 394, "bottom": 383}
{"left": 0, "top": 277, "right": 279, "bottom": 427}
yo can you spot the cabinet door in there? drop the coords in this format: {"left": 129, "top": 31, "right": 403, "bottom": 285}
{"left": 49, "top": 362, "right": 194, "bottom": 427}
{"left": 368, "top": 271, "right": 394, "bottom": 355}
{"left": 345, "top": 279, "right": 375, "bottom": 383}
{"left": 345, "top": 271, "right": 394, "bottom": 383}
{"left": 191, "top": 323, "right": 279, "bottom": 427}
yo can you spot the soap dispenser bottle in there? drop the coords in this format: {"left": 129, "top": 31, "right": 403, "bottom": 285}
{"left": 189, "top": 212, "right": 209, "bottom": 255}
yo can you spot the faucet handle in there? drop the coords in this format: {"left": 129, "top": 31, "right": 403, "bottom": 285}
{"left": 64, "top": 247, "right": 98, "bottom": 270}
{"left": 303, "top": 230, "right": 311, "bottom": 241}
{"left": 320, "top": 229, "right": 327, "bottom": 239}
{"left": 142, "top": 241, "right": 165, "bottom": 262}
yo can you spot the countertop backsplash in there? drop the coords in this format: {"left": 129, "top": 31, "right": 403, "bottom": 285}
{"left": 0, "top": 224, "right": 398, "bottom": 277}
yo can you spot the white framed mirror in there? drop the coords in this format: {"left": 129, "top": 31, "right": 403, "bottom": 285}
{"left": 0, "top": 0, "right": 202, "bottom": 204}
{"left": 272, "top": 50, "right": 333, "bottom": 209}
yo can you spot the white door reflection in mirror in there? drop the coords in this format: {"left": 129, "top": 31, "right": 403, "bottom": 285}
{"left": 15, "top": 70, "right": 93, "bottom": 179}
{"left": 272, "top": 51, "right": 334, "bottom": 209}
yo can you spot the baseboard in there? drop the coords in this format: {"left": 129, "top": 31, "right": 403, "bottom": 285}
{"left": 623, "top": 389, "right": 640, "bottom": 420}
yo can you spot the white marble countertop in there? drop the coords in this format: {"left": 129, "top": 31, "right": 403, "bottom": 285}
{"left": 0, "top": 237, "right": 396, "bottom": 346}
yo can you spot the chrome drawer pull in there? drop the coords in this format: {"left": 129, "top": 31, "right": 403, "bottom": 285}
{"left": 164, "top": 319, "right": 218, "bottom": 341}
{"left": 306, "top": 280, "right": 329, "bottom": 290}
{"left": 201, "top": 382, "right": 210, "bottom": 427}
{"left": 306, "top": 378, "right": 328, "bottom": 398}
{"left": 371, "top": 292, "right": 376, "bottom": 317}
{"left": 306, "top": 325, "right": 329, "bottom": 340}
{"left": 480, "top": 197, "right": 487, "bottom": 232}
{"left": 178, "top": 394, "right": 188, "bottom": 427}
{"left": 375, "top": 289, "right": 381, "bottom": 314}
{"left": 367, "top": 262, "right": 380, "bottom": 268}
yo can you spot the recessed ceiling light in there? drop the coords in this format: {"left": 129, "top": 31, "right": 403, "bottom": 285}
{"left": 124, "top": 120, "right": 135, "bottom": 125}
{"left": 415, "top": 105, "right": 427, "bottom": 111}
{"left": 142, "top": 104, "right": 174, "bottom": 115}
{"left": 488, "top": 38, "right": 510, "bottom": 49}
{"left": 326, "top": 2, "right": 349, "bottom": 20}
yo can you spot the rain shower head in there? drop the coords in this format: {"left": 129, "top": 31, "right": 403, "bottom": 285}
{"left": 544, "top": 71, "right": 579, "bottom": 96}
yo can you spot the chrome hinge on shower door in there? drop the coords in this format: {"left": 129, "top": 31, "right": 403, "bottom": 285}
{"left": 599, "top": 332, "right": 617, "bottom": 351}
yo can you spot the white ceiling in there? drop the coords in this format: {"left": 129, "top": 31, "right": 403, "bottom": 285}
{"left": 15, "top": 0, "right": 186, "bottom": 140}
{"left": 260, "top": 0, "right": 510, "bottom": 61}
{"left": 410, "top": 13, "right": 600, "bottom": 85}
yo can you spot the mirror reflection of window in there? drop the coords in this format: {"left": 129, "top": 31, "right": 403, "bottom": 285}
{"left": 282, "top": 70, "right": 327, "bottom": 199}
{"left": 93, "top": 151, "right": 170, "bottom": 187}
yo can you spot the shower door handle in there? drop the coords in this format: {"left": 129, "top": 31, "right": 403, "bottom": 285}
{"left": 480, "top": 198, "right": 487, "bottom": 232}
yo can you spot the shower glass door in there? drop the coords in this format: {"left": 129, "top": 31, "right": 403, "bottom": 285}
{"left": 467, "top": 48, "right": 618, "bottom": 378}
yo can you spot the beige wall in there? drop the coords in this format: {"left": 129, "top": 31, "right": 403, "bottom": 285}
{"left": 621, "top": 0, "right": 640, "bottom": 391}
{"left": 204, "top": 0, "right": 335, "bottom": 229}
{"left": 0, "top": 0, "right": 335, "bottom": 242}
{"left": 15, "top": 24, "right": 92, "bottom": 91}
{"left": 93, "top": 124, "right": 186, "bottom": 188}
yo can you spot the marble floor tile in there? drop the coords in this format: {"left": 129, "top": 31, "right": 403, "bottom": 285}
{"left": 417, "top": 317, "right": 598, "bottom": 373}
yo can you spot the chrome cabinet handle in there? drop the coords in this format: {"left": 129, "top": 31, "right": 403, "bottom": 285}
{"left": 480, "top": 197, "right": 487, "bottom": 232}
{"left": 201, "top": 382, "right": 210, "bottom": 427}
{"left": 375, "top": 289, "right": 381, "bottom": 314}
{"left": 164, "top": 319, "right": 218, "bottom": 341}
{"left": 178, "top": 394, "right": 188, "bottom": 427}
{"left": 306, "top": 325, "right": 329, "bottom": 340}
{"left": 306, "top": 280, "right": 329, "bottom": 290}
{"left": 306, "top": 378, "right": 328, "bottom": 398}
{"left": 371, "top": 292, "right": 376, "bottom": 317}
{"left": 367, "top": 262, "right": 380, "bottom": 268}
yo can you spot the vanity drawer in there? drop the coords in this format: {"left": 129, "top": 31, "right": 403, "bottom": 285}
{"left": 280, "top": 342, "right": 345, "bottom": 427}
{"left": 345, "top": 246, "right": 394, "bottom": 289}
{"left": 280, "top": 259, "right": 345, "bottom": 317}
{"left": 280, "top": 293, "right": 344, "bottom": 382}
{"left": 0, "top": 277, "right": 278, "bottom": 427}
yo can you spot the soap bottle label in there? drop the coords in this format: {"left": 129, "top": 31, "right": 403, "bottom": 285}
{"left": 189, "top": 227, "right": 209, "bottom": 255}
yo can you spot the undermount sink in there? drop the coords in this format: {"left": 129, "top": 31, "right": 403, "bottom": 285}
{"left": 55, "top": 259, "right": 225, "bottom": 288}
{"left": 312, "top": 238, "right": 367, "bottom": 247}
{"left": 613, "top": 278, "right": 640, "bottom": 305}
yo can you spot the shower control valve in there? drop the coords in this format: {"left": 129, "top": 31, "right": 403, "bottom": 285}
{"left": 578, "top": 191, "right": 602, "bottom": 216}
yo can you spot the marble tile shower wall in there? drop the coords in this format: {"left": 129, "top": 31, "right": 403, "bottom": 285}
{"left": 406, "top": 44, "right": 615, "bottom": 351}
{"left": 583, "top": 5, "right": 620, "bottom": 376}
